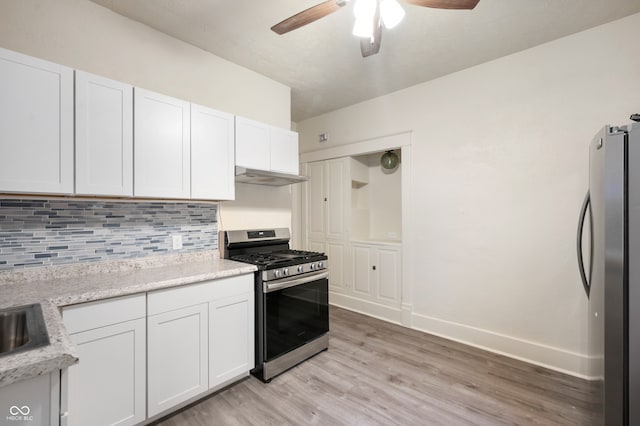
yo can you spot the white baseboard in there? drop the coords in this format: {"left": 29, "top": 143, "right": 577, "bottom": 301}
{"left": 411, "top": 312, "right": 592, "bottom": 379}
{"left": 401, "top": 303, "right": 412, "bottom": 327}
{"left": 329, "top": 292, "right": 402, "bottom": 324}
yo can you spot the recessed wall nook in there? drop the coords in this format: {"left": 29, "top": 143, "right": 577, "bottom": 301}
{"left": 299, "top": 132, "right": 412, "bottom": 326}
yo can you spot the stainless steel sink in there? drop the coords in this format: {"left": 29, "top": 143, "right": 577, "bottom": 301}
{"left": 0, "top": 304, "right": 50, "bottom": 357}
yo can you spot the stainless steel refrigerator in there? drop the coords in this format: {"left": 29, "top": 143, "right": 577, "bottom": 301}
{"left": 577, "top": 115, "right": 640, "bottom": 425}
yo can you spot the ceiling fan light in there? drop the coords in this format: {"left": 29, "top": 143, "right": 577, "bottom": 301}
{"left": 352, "top": 16, "right": 374, "bottom": 38}
{"left": 353, "top": 0, "right": 376, "bottom": 19}
{"left": 380, "top": 0, "right": 405, "bottom": 29}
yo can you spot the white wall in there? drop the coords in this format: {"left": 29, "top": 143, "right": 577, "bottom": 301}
{"left": 351, "top": 153, "right": 402, "bottom": 241}
{"left": 367, "top": 153, "right": 402, "bottom": 241}
{"left": 296, "top": 13, "right": 640, "bottom": 377}
{"left": 0, "top": 0, "right": 293, "bottom": 232}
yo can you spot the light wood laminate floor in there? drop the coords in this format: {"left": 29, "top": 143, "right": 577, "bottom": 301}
{"left": 155, "top": 306, "right": 595, "bottom": 426}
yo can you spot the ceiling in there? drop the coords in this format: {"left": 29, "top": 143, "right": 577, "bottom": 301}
{"left": 90, "top": 0, "right": 640, "bottom": 122}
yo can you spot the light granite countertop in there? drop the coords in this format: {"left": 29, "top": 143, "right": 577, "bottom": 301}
{"left": 0, "top": 252, "right": 257, "bottom": 388}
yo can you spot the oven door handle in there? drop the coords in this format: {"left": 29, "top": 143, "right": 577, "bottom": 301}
{"left": 264, "top": 270, "right": 329, "bottom": 293}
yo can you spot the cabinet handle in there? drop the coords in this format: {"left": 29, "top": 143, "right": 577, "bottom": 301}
{"left": 324, "top": 197, "right": 327, "bottom": 202}
{"left": 372, "top": 265, "right": 376, "bottom": 270}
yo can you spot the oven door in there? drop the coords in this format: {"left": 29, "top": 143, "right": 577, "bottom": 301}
{"left": 264, "top": 270, "right": 329, "bottom": 361}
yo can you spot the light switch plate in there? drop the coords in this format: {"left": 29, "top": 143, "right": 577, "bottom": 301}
{"left": 172, "top": 235, "right": 183, "bottom": 250}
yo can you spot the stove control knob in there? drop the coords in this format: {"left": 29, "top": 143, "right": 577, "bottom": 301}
{"left": 297, "top": 265, "right": 304, "bottom": 273}
{"left": 283, "top": 268, "right": 289, "bottom": 276}
{"left": 318, "top": 262, "right": 324, "bottom": 269}
{"left": 310, "top": 263, "right": 316, "bottom": 271}
{"left": 273, "top": 270, "right": 281, "bottom": 279}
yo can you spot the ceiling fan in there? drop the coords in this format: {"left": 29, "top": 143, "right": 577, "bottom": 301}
{"left": 271, "top": 0, "right": 480, "bottom": 57}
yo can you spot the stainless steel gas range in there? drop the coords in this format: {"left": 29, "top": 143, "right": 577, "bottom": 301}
{"left": 223, "top": 228, "right": 329, "bottom": 382}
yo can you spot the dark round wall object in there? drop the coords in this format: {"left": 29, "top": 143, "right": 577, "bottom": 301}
{"left": 380, "top": 150, "right": 399, "bottom": 170}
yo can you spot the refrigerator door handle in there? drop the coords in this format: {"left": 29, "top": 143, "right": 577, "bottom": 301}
{"left": 577, "top": 191, "right": 591, "bottom": 297}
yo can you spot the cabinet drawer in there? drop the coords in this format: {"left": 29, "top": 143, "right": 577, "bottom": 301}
{"left": 148, "top": 274, "right": 254, "bottom": 316}
{"left": 62, "top": 294, "right": 146, "bottom": 334}
{"left": 208, "top": 274, "right": 253, "bottom": 302}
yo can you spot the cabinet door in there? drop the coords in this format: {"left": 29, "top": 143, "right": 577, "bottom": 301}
{"left": 147, "top": 303, "right": 208, "bottom": 417}
{"left": 270, "top": 127, "right": 299, "bottom": 174}
{"left": 307, "top": 162, "right": 326, "bottom": 241}
{"left": 307, "top": 239, "right": 325, "bottom": 254}
{"left": 134, "top": 88, "right": 190, "bottom": 198}
{"left": 209, "top": 292, "right": 254, "bottom": 388}
{"left": 191, "top": 104, "right": 235, "bottom": 200}
{"left": 0, "top": 47, "right": 73, "bottom": 194}
{"left": 65, "top": 319, "right": 146, "bottom": 426}
{"left": 0, "top": 373, "right": 58, "bottom": 426}
{"left": 376, "top": 246, "right": 402, "bottom": 303}
{"left": 75, "top": 71, "right": 133, "bottom": 196}
{"left": 326, "top": 240, "right": 346, "bottom": 293}
{"left": 352, "top": 244, "right": 374, "bottom": 297}
{"left": 326, "top": 159, "right": 347, "bottom": 239}
{"left": 235, "top": 116, "right": 270, "bottom": 170}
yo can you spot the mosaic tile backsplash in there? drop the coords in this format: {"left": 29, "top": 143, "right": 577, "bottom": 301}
{"left": 0, "top": 199, "right": 218, "bottom": 271}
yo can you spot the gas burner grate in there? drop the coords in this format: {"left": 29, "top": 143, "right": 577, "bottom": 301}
{"left": 229, "top": 249, "right": 327, "bottom": 268}
{"left": 229, "top": 253, "right": 281, "bottom": 265}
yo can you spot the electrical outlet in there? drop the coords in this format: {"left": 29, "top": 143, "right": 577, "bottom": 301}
{"left": 172, "top": 235, "right": 183, "bottom": 250}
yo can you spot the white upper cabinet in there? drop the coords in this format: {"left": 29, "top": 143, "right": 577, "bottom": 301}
{"left": 134, "top": 88, "right": 191, "bottom": 199}
{"left": 0, "top": 47, "right": 73, "bottom": 194}
{"left": 75, "top": 71, "right": 133, "bottom": 196}
{"left": 0, "top": 48, "right": 238, "bottom": 200}
{"left": 235, "top": 116, "right": 299, "bottom": 174}
{"left": 270, "top": 127, "right": 299, "bottom": 175}
{"left": 235, "top": 116, "right": 270, "bottom": 170}
{"left": 191, "top": 104, "right": 235, "bottom": 200}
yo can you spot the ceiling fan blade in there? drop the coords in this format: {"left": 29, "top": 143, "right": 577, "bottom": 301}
{"left": 400, "top": 0, "right": 479, "bottom": 9}
{"left": 271, "top": 0, "right": 347, "bottom": 35}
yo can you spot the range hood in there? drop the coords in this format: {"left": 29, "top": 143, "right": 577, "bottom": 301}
{"left": 235, "top": 166, "right": 309, "bottom": 186}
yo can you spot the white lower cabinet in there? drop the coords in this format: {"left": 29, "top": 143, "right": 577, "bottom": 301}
{"left": 147, "top": 303, "right": 208, "bottom": 417}
{"left": 146, "top": 273, "right": 254, "bottom": 418}
{"left": 326, "top": 240, "right": 347, "bottom": 293}
{"left": 309, "top": 239, "right": 348, "bottom": 293}
{"left": 209, "top": 292, "right": 254, "bottom": 388}
{"left": 61, "top": 294, "right": 146, "bottom": 426}
{"left": 58, "top": 273, "right": 254, "bottom": 425}
{"left": 0, "top": 372, "right": 59, "bottom": 426}
{"left": 352, "top": 242, "right": 402, "bottom": 306}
